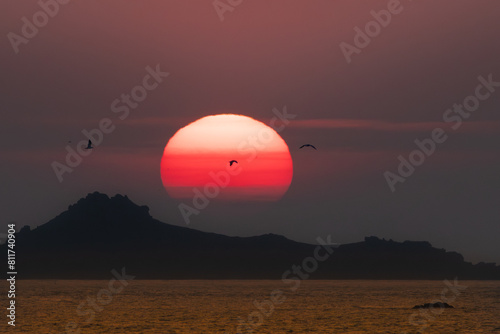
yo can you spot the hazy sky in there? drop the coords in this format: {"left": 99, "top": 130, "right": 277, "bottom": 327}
{"left": 1, "top": 0, "right": 499, "bottom": 263}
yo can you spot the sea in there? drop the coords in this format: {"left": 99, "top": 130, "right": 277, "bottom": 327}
{"left": 2, "top": 280, "right": 499, "bottom": 333}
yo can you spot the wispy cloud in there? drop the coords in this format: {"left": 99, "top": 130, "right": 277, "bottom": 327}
{"left": 287, "top": 119, "right": 500, "bottom": 134}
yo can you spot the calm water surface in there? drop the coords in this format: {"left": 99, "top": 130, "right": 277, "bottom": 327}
{"left": 2, "top": 280, "right": 499, "bottom": 333}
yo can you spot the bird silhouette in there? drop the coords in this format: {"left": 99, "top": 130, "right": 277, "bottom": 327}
{"left": 229, "top": 160, "right": 238, "bottom": 166}
{"left": 299, "top": 144, "right": 317, "bottom": 150}
{"left": 85, "top": 140, "right": 94, "bottom": 150}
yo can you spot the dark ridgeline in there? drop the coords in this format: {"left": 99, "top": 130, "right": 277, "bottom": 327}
{"left": 2, "top": 192, "right": 499, "bottom": 279}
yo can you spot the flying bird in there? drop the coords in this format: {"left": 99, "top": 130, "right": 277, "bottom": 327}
{"left": 85, "top": 140, "right": 94, "bottom": 150}
{"left": 299, "top": 144, "right": 317, "bottom": 150}
{"left": 229, "top": 160, "right": 238, "bottom": 166}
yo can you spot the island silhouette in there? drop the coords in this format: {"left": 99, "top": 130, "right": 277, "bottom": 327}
{"left": 2, "top": 192, "right": 499, "bottom": 279}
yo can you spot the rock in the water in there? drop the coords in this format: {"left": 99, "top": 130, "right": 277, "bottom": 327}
{"left": 412, "top": 302, "right": 454, "bottom": 309}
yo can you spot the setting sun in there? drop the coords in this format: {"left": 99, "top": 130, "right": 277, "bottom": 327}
{"left": 160, "top": 114, "right": 293, "bottom": 201}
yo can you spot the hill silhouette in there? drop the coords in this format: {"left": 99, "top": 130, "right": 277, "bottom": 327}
{"left": 2, "top": 192, "right": 499, "bottom": 279}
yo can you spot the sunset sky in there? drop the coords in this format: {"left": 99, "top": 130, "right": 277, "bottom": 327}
{"left": 1, "top": 1, "right": 499, "bottom": 263}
